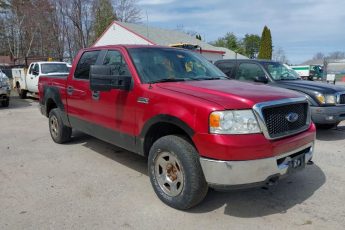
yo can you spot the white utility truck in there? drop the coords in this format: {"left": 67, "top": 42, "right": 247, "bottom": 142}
{"left": 290, "top": 65, "right": 323, "bottom": 81}
{"left": 14, "top": 61, "right": 69, "bottom": 98}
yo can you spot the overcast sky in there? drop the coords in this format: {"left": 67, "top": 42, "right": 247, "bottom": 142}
{"left": 138, "top": 0, "right": 345, "bottom": 64}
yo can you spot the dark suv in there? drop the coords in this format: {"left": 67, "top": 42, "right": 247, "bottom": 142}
{"left": 215, "top": 59, "right": 345, "bottom": 128}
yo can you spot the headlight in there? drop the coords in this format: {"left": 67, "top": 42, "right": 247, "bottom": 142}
{"left": 315, "top": 93, "right": 336, "bottom": 105}
{"left": 209, "top": 110, "right": 261, "bottom": 134}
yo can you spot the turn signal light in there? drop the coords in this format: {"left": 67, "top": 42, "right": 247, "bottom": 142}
{"left": 209, "top": 113, "right": 220, "bottom": 128}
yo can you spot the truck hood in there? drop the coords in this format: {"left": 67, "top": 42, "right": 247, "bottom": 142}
{"left": 275, "top": 80, "right": 345, "bottom": 94}
{"left": 157, "top": 80, "right": 303, "bottom": 109}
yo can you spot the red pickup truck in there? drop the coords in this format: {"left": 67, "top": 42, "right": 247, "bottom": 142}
{"left": 39, "top": 45, "right": 316, "bottom": 209}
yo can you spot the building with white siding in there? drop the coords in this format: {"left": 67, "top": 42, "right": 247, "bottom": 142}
{"left": 93, "top": 21, "right": 247, "bottom": 62}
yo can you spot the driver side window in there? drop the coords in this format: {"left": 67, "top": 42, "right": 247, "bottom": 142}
{"left": 103, "top": 50, "right": 131, "bottom": 76}
{"left": 237, "top": 63, "right": 265, "bottom": 81}
{"left": 33, "top": 64, "right": 39, "bottom": 75}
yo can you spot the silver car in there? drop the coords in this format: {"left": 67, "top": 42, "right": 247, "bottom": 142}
{"left": 0, "top": 69, "right": 10, "bottom": 107}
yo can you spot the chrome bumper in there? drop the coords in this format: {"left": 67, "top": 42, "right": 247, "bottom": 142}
{"left": 311, "top": 105, "right": 345, "bottom": 124}
{"left": 199, "top": 142, "right": 314, "bottom": 188}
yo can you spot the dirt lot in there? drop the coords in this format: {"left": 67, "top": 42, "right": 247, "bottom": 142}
{"left": 1, "top": 96, "right": 345, "bottom": 230}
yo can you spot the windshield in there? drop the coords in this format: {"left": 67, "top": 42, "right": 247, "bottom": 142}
{"left": 127, "top": 47, "right": 226, "bottom": 83}
{"left": 41, "top": 63, "right": 69, "bottom": 74}
{"left": 264, "top": 62, "right": 301, "bottom": 80}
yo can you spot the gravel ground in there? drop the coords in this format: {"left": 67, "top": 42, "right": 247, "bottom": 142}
{"left": 0, "top": 95, "right": 345, "bottom": 230}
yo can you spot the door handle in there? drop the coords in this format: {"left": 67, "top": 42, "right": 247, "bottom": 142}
{"left": 92, "top": 91, "right": 100, "bottom": 100}
{"left": 67, "top": 86, "right": 74, "bottom": 95}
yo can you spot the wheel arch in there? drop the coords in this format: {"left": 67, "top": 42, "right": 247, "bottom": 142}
{"left": 42, "top": 86, "right": 70, "bottom": 127}
{"left": 139, "top": 115, "right": 195, "bottom": 157}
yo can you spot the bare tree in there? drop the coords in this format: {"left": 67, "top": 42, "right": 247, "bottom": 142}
{"left": 175, "top": 24, "right": 199, "bottom": 37}
{"left": 0, "top": 0, "right": 143, "bottom": 63}
{"left": 272, "top": 47, "right": 289, "bottom": 64}
{"left": 114, "top": 0, "right": 141, "bottom": 23}
{"left": 328, "top": 51, "right": 345, "bottom": 60}
{"left": 313, "top": 52, "right": 325, "bottom": 60}
{"left": 64, "top": 0, "right": 93, "bottom": 50}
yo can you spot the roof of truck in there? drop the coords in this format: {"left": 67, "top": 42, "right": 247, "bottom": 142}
{"left": 31, "top": 61, "right": 69, "bottom": 65}
{"left": 86, "top": 44, "right": 182, "bottom": 49}
{"left": 215, "top": 59, "right": 277, "bottom": 63}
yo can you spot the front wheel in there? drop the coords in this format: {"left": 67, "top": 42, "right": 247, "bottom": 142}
{"left": 148, "top": 135, "right": 208, "bottom": 210}
{"left": 49, "top": 108, "right": 72, "bottom": 143}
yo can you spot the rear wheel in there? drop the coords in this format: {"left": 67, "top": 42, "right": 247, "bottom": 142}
{"left": 49, "top": 108, "right": 72, "bottom": 143}
{"left": 1, "top": 99, "right": 9, "bottom": 107}
{"left": 19, "top": 89, "right": 27, "bottom": 99}
{"left": 148, "top": 135, "right": 208, "bottom": 210}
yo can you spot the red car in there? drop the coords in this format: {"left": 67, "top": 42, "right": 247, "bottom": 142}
{"left": 39, "top": 45, "right": 316, "bottom": 209}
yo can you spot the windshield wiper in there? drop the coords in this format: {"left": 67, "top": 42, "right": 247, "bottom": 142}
{"left": 190, "top": 76, "right": 223, "bottom": 81}
{"left": 280, "top": 77, "right": 300, "bottom": 80}
{"left": 147, "top": 78, "right": 186, "bottom": 84}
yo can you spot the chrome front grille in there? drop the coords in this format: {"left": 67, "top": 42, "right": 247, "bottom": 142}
{"left": 253, "top": 98, "right": 311, "bottom": 140}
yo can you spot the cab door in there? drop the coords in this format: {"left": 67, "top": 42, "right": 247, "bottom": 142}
{"left": 27, "top": 63, "right": 39, "bottom": 92}
{"left": 67, "top": 50, "right": 103, "bottom": 128}
{"left": 89, "top": 49, "right": 138, "bottom": 150}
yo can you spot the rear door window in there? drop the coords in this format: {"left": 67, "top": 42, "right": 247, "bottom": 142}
{"left": 216, "top": 62, "right": 236, "bottom": 79}
{"left": 74, "top": 51, "right": 100, "bottom": 80}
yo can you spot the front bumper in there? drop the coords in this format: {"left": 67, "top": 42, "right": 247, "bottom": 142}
{"left": 200, "top": 142, "right": 314, "bottom": 189}
{"left": 311, "top": 105, "right": 345, "bottom": 124}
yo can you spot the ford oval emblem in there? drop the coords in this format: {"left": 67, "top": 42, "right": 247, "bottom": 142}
{"left": 285, "top": 112, "right": 299, "bottom": 123}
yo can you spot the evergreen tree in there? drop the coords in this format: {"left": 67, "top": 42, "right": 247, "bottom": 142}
{"left": 243, "top": 34, "right": 261, "bottom": 58}
{"left": 196, "top": 34, "right": 202, "bottom": 40}
{"left": 92, "top": 0, "right": 117, "bottom": 40}
{"left": 258, "top": 26, "right": 272, "bottom": 60}
{"left": 212, "top": 32, "right": 245, "bottom": 55}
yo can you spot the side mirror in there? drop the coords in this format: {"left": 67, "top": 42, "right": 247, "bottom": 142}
{"left": 32, "top": 70, "right": 39, "bottom": 76}
{"left": 90, "top": 65, "right": 132, "bottom": 91}
{"left": 254, "top": 76, "right": 268, "bottom": 83}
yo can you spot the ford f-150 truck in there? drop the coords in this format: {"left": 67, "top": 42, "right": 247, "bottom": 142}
{"left": 39, "top": 45, "right": 316, "bottom": 209}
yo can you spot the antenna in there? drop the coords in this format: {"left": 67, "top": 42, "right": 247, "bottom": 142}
{"left": 146, "top": 10, "right": 149, "bottom": 45}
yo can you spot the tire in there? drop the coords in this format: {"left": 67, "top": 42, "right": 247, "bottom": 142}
{"left": 19, "top": 89, "right": 27, "bottom": 99}
{"left": 48, "top": 108, "right": 72, "bottom": 144}
{"left": 315, "top": 122, "right": 339, "bottom": 129}
{"left": 1, "top": 99, "right": 9, "bottom": 107}
{"left": 148, "top": 135, "right": 208, "bottom": 210}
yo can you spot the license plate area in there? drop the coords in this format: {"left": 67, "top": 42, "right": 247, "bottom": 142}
{"left": 288, "top": 153, "right": 305, "bottom": 173}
